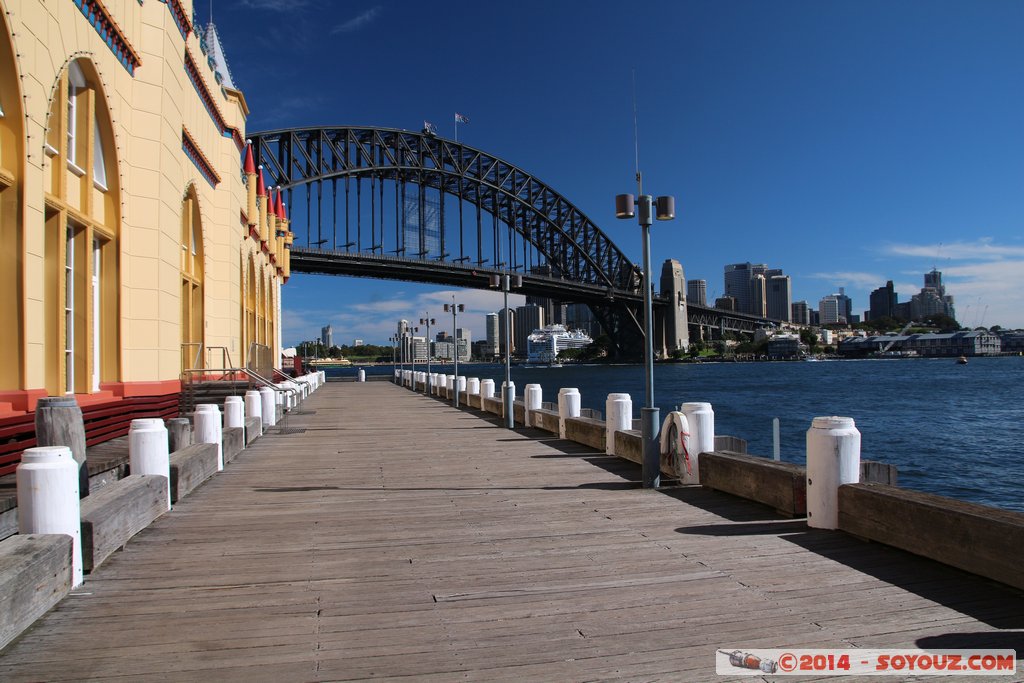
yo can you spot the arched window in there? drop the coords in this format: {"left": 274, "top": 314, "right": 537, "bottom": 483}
{"left": 42, "top": 58, "right": 120, "bottom": 395}
{"left": 0, "top": 16, "right": 23, "bottom": 391}
{"left": 181, "top": 186, "right": 204, "bottom": 370}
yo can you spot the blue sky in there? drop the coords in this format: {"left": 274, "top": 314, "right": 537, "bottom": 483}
{"left": 216, "top": 0, "right": 1024, "bottom": 345}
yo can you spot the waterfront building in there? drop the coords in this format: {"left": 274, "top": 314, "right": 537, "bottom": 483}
{"left": 514, "top": 305, "right": 545, "bottom": 359}
{"left": 321, "top": 325, "right": 334, "bottom": 349}
{"left": 838, "top": 331, "right": 1001, "bottom": 358}
{"left": 455, "top": 328, "right": 471, "bottom": 362}
{"left": 499, "top": 308, "right": 515, "bottom": 358}
{"left": 411, "top": 337, "right": 429, "bottom": 362}
{"left": 525, "top": 325, "right": 593, "bottom": 363}
{"left": 0, "top": 3, "right": 287, "bottom": 420}
{"left": 766, "top": 334, "right": 802, "bottom": 359}
{"left": 485, "top": 313, "right": 499, "bottom": 357}
{"left": 766, "top": 275, "right": 792, "bottom": 322}
{"left": 686, "top": 279, "right": 707, "bottom": 307}
{"left": 868, "top": 281, "right": 898, "bottom": 321}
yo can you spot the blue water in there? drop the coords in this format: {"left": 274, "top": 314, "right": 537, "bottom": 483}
{"left": 328, "top": 358, "right": 1024, "bottom": 512}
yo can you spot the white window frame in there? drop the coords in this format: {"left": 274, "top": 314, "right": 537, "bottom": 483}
{"left": 66, "top": 62, "right": 86, "bottom": 173}
{"left": 92, "top": 238, "right": 101, "bottom": 391}
{"left": 93, "top": 119, "right": 107, "bottom": 191}
{"left": 65, "top": 226, "right": 75, "bottom": 394}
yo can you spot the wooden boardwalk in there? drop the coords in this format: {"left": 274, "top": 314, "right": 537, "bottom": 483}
{"left": 1, "top": 381, "right": 1021, "bottom": 681}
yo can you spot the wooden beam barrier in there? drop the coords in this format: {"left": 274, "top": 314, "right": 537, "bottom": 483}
{"left": 699, "top": 451, "right": 807, "bottom": 517}
{"left": 0, "top": 534, "right": 73, "bottom": 650}
{"left": 169, "top": 443, "right": 219, "bottom": 503}
{"left": 531, "top": 408, "right": 560, "bottom": 435}
{"left": 79, "top": 474, "right": 169, "bottom": 572}
{"left": 564, "top": 417, "right": 606, "bottom": 451}
{"left": 838, "top": 482, "right": 1024, "bottom": 592}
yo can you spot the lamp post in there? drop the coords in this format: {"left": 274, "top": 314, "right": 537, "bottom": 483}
{"left": 419, "top": 314, "right": 436, "bottom": 395}
{"left": 388, "top": 335, "right": 397, "bottom": 383}
{"left": 443, "top": 297, "right": 465, "bottom": 408}
{"left": 615, "top": 190, "right": 676, "bottom": 488}
{"left": 410, "top": 326, "right": 419, "bottom": 386}
{"left": 489, "top": 273, "right": 522, "bottom": 429}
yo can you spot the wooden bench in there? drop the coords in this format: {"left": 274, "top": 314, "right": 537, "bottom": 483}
{"left": 839, "top": 482, "right": 1024, "bottom": 591}
{"left": 80, "top": 474, "right": 168, "bottom": 572}
{"left": 0, "top": 534, "right": 73, "bottom": 650}
{"left": 169, "top": 443, "right": 218, "bottom": 503}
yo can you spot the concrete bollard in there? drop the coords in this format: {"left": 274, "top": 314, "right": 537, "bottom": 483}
{"left": 557, "top": 388, "right": 581, "bottom": 439}
{"left": 806, "top": 416, "right": 861, "bottom": 530}
{"left": 129, "top": 418, "right": 171, "bottom": 510}
{"left": 524, "top": 384, "right": 542, "bottom": 427}
{"left": 194, "top": 404, "right": 224, "bottom": 471}
{"left": 606, "top": 393, "right": 633, "bottom": 455}
{"left": 480, "top": 379, "right": 495, "bottom": 399}
{"left": 259, "top": 387, "right": 277, "bottom": 429}
{"left": 456, "top": 376, "right": 466, "bottom": 395}
{"left": 358, "top": 368, "right": 366, "bottom": 382}
{"left": 225, "top": 396, "right": 245, "bottom": 430}
{"left": 467, "top": 378, "right": 480, "bottom": 395}
{"left": 244, "top": 390, "right": 263, "bottom": 437}
{"left": 680, "top": 402, "right": 714, "bottom": 486}
{"left": 17, "top": 446, "right": 83, "bottom": 587}
{"left": 168, "top": 417, "right": 192, "bottom": 453}
{"left": 34, "top": 396, "right": 89, "bottom": 497}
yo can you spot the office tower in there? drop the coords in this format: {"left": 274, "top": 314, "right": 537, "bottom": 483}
{"left": 715, "top": 296, "right": 737, "bottom": 312}
{"left": 869, "top": 281, "right": 898, "bottom": 321}
{"left": 686, "top": 279, "right": 707, "bottom": 307}
{"left": 485, "top": 313, "right": 499, "bottom": 357}
{"left": 766, "top": 275, "right": 792, "bottom": 322}
{"left": 564, "top": 303, "right": 602, "bottom": 339}
{"left": 321, "top": 325, "right": 333, "bottom": 348}
{"left": 724, "top": 262, "right": 769, "bottom": 315}
{"left": 750, "top": 274, "right": 767, "bottom": 318}
{"left": 499, "top": 307, "right": 515, "bottom": 357}
{"left": 791, "top": 300, "right": 810, "bottom": 326}
{"left": 914, "top": 269, "right": 955, "bottom": 321}
{"left": 836, "top": 287, "right": 853, "bottom": 323}
{"left": 818, "top": 295, "right": 842, "bottom": 325}
{"left": 456, "top": 328, "right": 471, "bottom": 362}
{"left": 514, "top": 305, "right": 545, "bottom": 357}
{"left": 397, "top": 320, "right": 411, "bottom": 361}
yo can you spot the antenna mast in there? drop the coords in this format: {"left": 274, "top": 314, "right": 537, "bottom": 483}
{"left": 632, "top": 69, "right": 641, "bottom": 196}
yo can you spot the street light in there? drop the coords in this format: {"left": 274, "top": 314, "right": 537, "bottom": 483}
{"left": 388, "top": 335, "right": 397, "bottom": 383}
{"left": 489, "top": 272, "right": 522, "bottom": 429}
{"left": 443, "top": 297, "right": 465, "bottom": 408}
{"left": 419, "top": 314, "right": 436, "bottom": 395}
{"left": 615, "top": 190, "right": 676, "bottom": 488}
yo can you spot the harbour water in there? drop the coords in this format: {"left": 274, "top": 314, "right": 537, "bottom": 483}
{"left": 329, "top": 357, "right": 1024, "bottom": 512}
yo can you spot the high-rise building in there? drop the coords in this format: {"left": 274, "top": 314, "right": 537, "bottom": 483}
{"left": 724, "top": 262, "right": 769, "bottom": 315}
{"left": 913, "top": 269, "right": 955, "bottom": 321}
{"left": 498, "top": 308, "right": 515, "bottom": 357}
{"left": 715, "top": 296, "right": 737, "bottom": 312}
{"left": 818, "top": 296, "right": 842, "bottom": 325}
{"left": 868, "top": 281, "right": 898, "bottom": 321}
{"left": 750, "top": 274, "right": 767, "bottom": 318}
{"left": 836, "top": 287, "right": 853, "bottom": 323}
{"left": 397, "top": 320, "right": 412, "bottom": 361}
{"left": 514, "top": 305, "right": 545, "bottom": 357}
{"left": 352, "top": 339, "right": 364, "bottom": 347}
{"left": 321, "top": 325, "right": 333, "bottom": 348}
{"left": 485, "top": 313, "right": 499, "bottom": 357}
{"left": 410, "top": 337, "right": 429, "bottom": 362}
{"left": 686, "top": 279, "right": 707, "bottom": 307}
{"left": 565, "top": 304, "right": 602, "bottom": 339}
{"left": 791, "top": 301, "right": 810, "bottom": 325}
{"left": 456, "top": 328, "right": 471, "bottom": 362}
{"left": 766, "top": 275, "right": 792, "bottom": 322}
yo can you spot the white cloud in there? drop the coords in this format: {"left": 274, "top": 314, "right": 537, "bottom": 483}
{"left": 807, "top": 271, "right": 885, "bottom": 289}
{"left": 237, "top": 0, "right": 311, "bottom": 11}
{"left": 884, "top": 238, "right": 1024, "bottom": 261}
{"left": 331, "top": 6, "right": 382, "bottom": 34}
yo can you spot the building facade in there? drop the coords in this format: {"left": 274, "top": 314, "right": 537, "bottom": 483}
{"left": 686, "top": 279, "right": 707, "bottom": 307}
{"left": 514, "top": 305, "right": 544, "bottom": 358}
{"left": 484, "top": 312, "right": 499, "bottom": 357}
{"left": 766, "top": 275, "right": 792, "bottom": 322}
{"left": 0, "top": 1, "right": 287, "bottom": 421}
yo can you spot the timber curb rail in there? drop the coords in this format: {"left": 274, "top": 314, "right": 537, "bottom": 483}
{"left": 0, "top": 371, "right": 326, "bottom": 651}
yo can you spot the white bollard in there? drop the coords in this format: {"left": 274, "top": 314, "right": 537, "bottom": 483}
{"left": 129, "top": 418, "right": 171, "bottom": 510}
{"left": 17, "top": 446, "right": 83, "bottom": 587}
{"left": 244, "top": 390, "right": 263, "bottom": 437}
{"left": 467, "top": 377, "right": 480, "bottom": 395}
{"left": 524, "top": 384, "right": 542, "bottom": 427}
{"left": 557, "top": 388, "right": 580, "bottom": 439}
{"left": 606, "top": 393, "right": 633, "bottom": 455}
{"left": 456, "top": 376, "right": 466, "bottom": 395}
{"left": 194, "top": 404, "right": 224, "bottom": 471}
{"left": 224, "top": 396, "right": 245, "bottom": 430}
{"left": 480, "top": 379, "right": 495, "bottom": 399}
{"left": 259, "top": 386, "right": 277, "bottom": 428}
{"left": 806, "top": 416, "right": 861, "bottom": 530}
{"left": 680, "top": 402, "right": 715, "bottom": 486}
{"left": 446, "top": 375, "right": 455, "bottom": 391}
{"left": 358, "top": 368, "right": 366, "bottom": 382}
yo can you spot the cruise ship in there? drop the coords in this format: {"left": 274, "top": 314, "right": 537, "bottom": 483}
{"left": 525, "top": 325, "right": 594, "bottom": 364}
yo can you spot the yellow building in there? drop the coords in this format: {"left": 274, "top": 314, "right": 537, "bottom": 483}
{"left": 0, "top": 0, "right": 287, "bottom": 428}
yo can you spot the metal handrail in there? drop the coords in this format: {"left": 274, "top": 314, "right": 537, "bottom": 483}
{"left": 206, "top": 346, "right": 233, "bottom": 371}
{"left": 181, "top": 342, "right": 203, "bottom": 370}
{"left": 180, "top": 367, "right": 300, "bottom": 403}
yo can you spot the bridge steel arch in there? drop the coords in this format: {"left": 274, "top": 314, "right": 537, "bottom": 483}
{"left": 251, "top": 127, "right": 642, "bottom": 295}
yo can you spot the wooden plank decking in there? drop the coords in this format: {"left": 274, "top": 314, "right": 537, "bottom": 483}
{"left": 1, "top": 381, "right": 1021, "bottom": 681}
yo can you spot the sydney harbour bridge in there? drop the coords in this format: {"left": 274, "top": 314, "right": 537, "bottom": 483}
{"left": 251, "top": 126, "right": 773, "bottom": 355}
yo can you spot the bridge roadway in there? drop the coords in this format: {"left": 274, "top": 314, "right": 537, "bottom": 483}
{"left": 1, "top": 382, "right": 1019, "bottom": 681}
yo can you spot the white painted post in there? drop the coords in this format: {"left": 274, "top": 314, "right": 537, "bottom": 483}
{"left": 129, "top": 418, "right": 171, "bottom": 510}
{"left": 467, "top": 377, "right": 480, "bottom": 395}
{"left": 679, "top": 402, "right": 714, "bottom": 486}
{"left": 524, "top": 384, "right": 542, "bottom": 427}
{"left": 456, "top": 376, "right": 466, "bottom": 396}
{"left": 480, "top": 379, "right": 495, "bottom": 399}
{"left": 244, "top": 390, "right": 263, "bottom": 437}
{"left": 17, "top": 446, "right": 83, "bottom": 587}
{"left": 806, "top": 416, "right": 861, "bottom": 530}
{"left": 258, "top": 386, "right": 277, "bottom": 428}
{"left": 357, "top": 368, "right": 366, "bottom": 382}
{"left": 224, "top": 396, "right": 245, "bottom": 430}
{"left": 194, "top": 404, "right": 224, "bottom": 471}
{"left": 606, "top": 394, "right": 633, "bottom": 455}
{"left": 501, "top": 381, "right": 516, "bottom": 421}
{"left": 558, "top": 388, "right": 581, "bottom": 439}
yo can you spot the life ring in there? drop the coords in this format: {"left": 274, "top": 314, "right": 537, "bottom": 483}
{"left": 659, "top": 411, "right": 691, "bottom": 480}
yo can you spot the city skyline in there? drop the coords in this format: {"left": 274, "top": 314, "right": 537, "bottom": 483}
{"left": 212, "top": 1, "right": 1024, "bottom": 344}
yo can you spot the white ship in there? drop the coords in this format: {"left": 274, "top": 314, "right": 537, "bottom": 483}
{"left": 526, "top": 325, "right": 593, "bottom": 363}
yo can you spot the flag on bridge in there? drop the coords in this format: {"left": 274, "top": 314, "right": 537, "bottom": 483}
{"left": 455, "top": 112, "right": 469, "bottom": 124}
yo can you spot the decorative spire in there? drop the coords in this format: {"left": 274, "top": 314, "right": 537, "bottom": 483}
{"left": 256, "top": 165, "right": 266, "bottom": 197}
{"left": 275, "top": 186, "right": 284, "bottom": 217}
{"left": 243, "top": 141, "right": 255, "bottom": 174}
